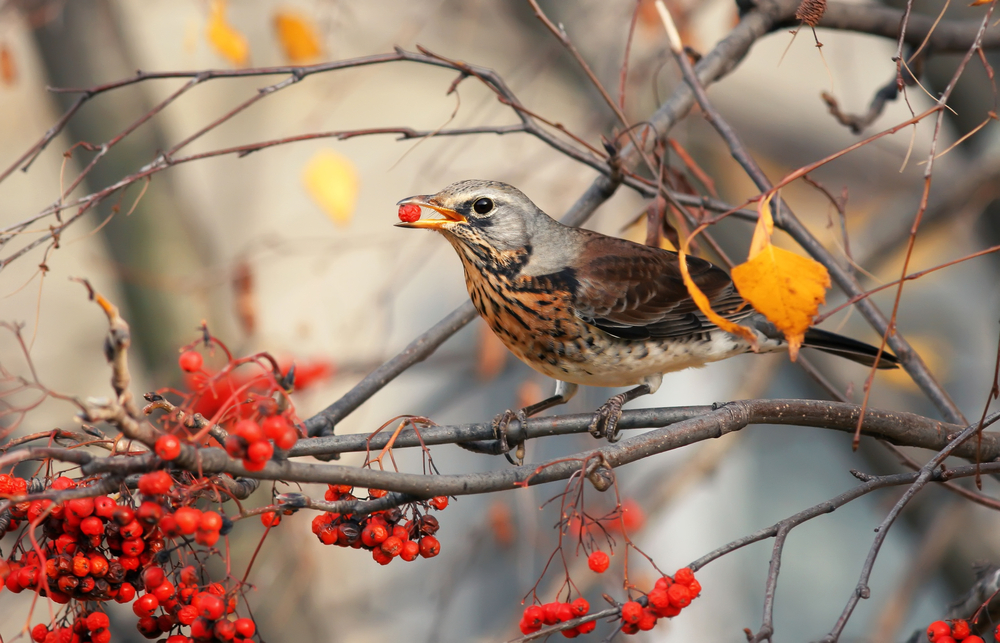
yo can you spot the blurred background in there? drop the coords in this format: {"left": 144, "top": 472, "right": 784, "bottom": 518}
{"left": 1, "top": 0, "right": 999, "bottom": 641}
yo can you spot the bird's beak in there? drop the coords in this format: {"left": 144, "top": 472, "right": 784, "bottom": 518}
{"left": 394, "top": 195, "right": 466, "bottom": 229}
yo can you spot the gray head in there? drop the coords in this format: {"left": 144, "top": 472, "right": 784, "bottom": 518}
{"left": 395, "top": 180, "right": 560, "bottom": 254}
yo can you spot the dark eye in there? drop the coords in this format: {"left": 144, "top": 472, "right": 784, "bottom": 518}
{"left": 472, "top": 197, "right": 494, "bottom": 215}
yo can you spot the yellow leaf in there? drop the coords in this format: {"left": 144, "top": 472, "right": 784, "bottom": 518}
{"left": 677, "top": 244, "right": 758, "bottom": 347}
{"left": 302, "top": 150, "right": 359, "bottom": 226}
{"left": 274, "top": 12, "right": 322, "bottom": 63}
{"left": 207, "top": 0, "right": 249, "bottom": 67}
{"left": 731, "top": 244, "right": 830, "bottom": 359}
{"left": 748, "top": 191, "right": 775, "bottom": 259}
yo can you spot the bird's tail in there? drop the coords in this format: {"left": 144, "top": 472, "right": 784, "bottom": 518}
{"left": 802, "top": 328, "right": 899, "bottom": 369}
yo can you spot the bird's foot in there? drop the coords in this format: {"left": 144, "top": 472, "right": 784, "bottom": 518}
{"left": 588, "top": 394, "right": 627, "bottom": 442}
{"left": 492, "top": 408, "right": 527, "bottom": 465}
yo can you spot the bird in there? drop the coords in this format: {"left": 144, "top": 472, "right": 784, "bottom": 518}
{"left": 396, "top": 179, "right": 898, "bottom": 446}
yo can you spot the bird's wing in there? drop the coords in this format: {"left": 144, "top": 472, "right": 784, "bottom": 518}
{"left": 567, "top": 233, "right": 754, "bottom": 340}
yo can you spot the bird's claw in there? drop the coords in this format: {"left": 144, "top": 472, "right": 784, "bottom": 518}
{"left": 588, "top": 394, "right": 626, "bottom": 442}
{"left": 492, "top": 408, "right": 527, "bottom": 465}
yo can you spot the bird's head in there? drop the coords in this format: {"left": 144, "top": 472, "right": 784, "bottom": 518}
{"left": 395, "top": 180, "right": 545, "bottom": 256}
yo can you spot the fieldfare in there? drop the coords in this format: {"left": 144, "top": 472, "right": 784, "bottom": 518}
{"left": 396, "top": 180, "right": 898, "bottom": 444}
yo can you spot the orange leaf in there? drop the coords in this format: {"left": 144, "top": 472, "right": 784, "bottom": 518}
{"left": 274, "top": 12, "right": 322, "bottom": 63}
{"left": 207, "top": 0, "right": 249, "bottom": 66}
{"left": 731, "top": 243, "right": 830, "bottom": 359}
{"left": 677, "top": 243, "right": 757, "bottom": 347}
{"left": 748, "top": 191, "right": 775, "bottom": 259}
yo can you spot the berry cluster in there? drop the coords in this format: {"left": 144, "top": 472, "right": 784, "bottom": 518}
{"left": 519, "top": 598, "right": 595, "bottom": 637}
{"left": 30, "top": 611, "right": 111, "bottom": 643}
{"left": 224, "top": 415, "right": 299, "bottom": 472}
{"left": 619, "top": 568, "right": 701, "bottom": 635}
{"left": 310, "top": 485, "right": 444, "bottom": 565}
{"left": 926, "top": 619, "right": 984, "bottom": 643}
{"left": 1, "top": 470, "right": 261, "bottom": 642}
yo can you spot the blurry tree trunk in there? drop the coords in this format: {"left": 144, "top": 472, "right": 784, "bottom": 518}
{"left": 31, "top": 0, "right": 218, "bottom": 378}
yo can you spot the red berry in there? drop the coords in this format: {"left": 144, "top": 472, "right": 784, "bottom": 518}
{"left": 274, "top": 425, "right": 298, "bottom": 450}
{"left": 620, "top": 601, "right": 643, "bottom": 624}
{"left": 112, "top": 505, "right": 135, "bottom": 525}
{"left": 964, "top": 637, "right": 984, "bottom": 643}
{"left": 66, "top": 497, "right": 95, "bottom": 519}
{"left": 667, "top": 583, "right": 692, "bottom": 608}
{"left": 588, "top": 551, "right": 610, "bottom": 573}
{"left": 234, "top": 419, "right": 264, "bottom": 444}
{"left": 116, "top": 582, "right": 136, "bottom": 603}
{"left": 372, "top": 548, "right": 393, "bottom": 565}
{"left": 86, "top": 612, "right": 110, "bottom": 631}
{"left": 166, "top": 636, "right": 188, "bottom": 643}
{"left": 418, "top": 535, "right": 440, "bottom": 558}
{"left": 637, "top": 608, "right": 658, "bottom": 631}
{"left": 261, "top": 512, "right": 281, "bottom": 527}
{"left": 361, "top": 524, "right": 389, "bottom": 548}
{"left": 928, "top": 621, "right": 953, "bottom": 642}
{"left": 674, "top": 568, "right": 695, "bottom": 585}
{"left": 174, "top": 507, "right": 202, "bottom": 535}
{"left": 400, "top": 540, "right": 420, "bottom": 561}
{"left": 153, "top": 581, "right": 176, "bottom": 602}
{"left": 430, "top": 496, "right": 448, "bottom": 510}
{"left": 262, "top": 415, "right": 288, "bottom": 440}
{"left": 138, "top": 470, "right": 173, "bottom": 496}
{"left": 200, "top": 511, "right": 223, "bottom": 533}
{"left": 31, "top": 625, "right": 49, "bottom": 643}
{"left": 224, "top": 435, "right": 247, "bottom": 459}
{"left": 196, "top": 592, "right": 225, "bottom": 620}
{"left": 80, "top": 516, "right": 104, "bottom": 536}
{"left": 233, "top": 618, "right": 256, "bottom": 637}
{"left": 133, "top": 593, "right": 159, "bottom": 617}
{"left": 93, "top": 496, "right": 115, "bottom": 519}
{"left": 246, "top": 440, "right": 274, "bottom": 464}
{"left": 578, "top": 621, "right": 596, "bottom": 634}
{"left": 121, "top": 537, "right": 145, "bottom": 556}
{"left": 177, "top": 605, "right": 198, "bottom": 625}
{"left": 381, "top": 536, "right": 403, "bottom": 557}
{"left": 523, "top": 605, "right": 545, "bottom": 628}
{"left": 155, "top": 435, "right": 182, "bottom": 460}
{"left": 213, "top": 619, "right": 236, "bottom": 641}
{"left": 195, "top": 529, "right": 220, "bottom": 546}
{"left": 519, "top": 618, "right": 542, "bottom": 635}
{"left": 951, "top": 620, "right": 971, "bottom": 640}
{"left": 189, "top": 618, "right": 213, "bottom": 640}
{"left": 120, "top": 520, "right": 143, "bottom": 538}
{"left": 142, "top": 566, "right": 165, "bottom": 591}
{"left": 571, "top": 597, "right": 589, "bottom": 616}
{"left": 688, "top": 578, "right": 702, "bottom": 597}
{"left": 555, "top": 602, "right": 574, "bottom": 622}
{"left": 398, "top": 203, "right": 422, "bottom": 223}
{"left": 178, "top": 350, "right": 203, "bottom": 372}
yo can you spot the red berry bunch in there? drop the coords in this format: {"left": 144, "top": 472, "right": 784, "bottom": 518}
{"left": 927, "top": 619, "right": 982, "bottom": 643}
{"left": 519, "top": 597, "right": 595, "bottom": 637}
{"left": 30, "top": 610, "right": 112, "bottom": 643}
{"left": 2, "top": 476, "right": 164, "bottom": 604}
{"left": 310, "top": 486, "right": 445, "bottom": 565}
{"left": 619, "top": 568, "right": 701, "bottom": 635}
{"left": 0, "top": 474, "right": 29, "bottom": 535}
{"left": 224, "top": 414, "right": 299, "bottom": 472}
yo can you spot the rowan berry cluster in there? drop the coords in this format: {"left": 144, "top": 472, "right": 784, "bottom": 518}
{"left": 310, "top": 485, "right": 444, "bottom": 565}
{"left": 1, "top": 468, "right": 261, "bottom": 642}
{"left": 926, "top": 618, "right": 984, "bottom": 643}
{"left": 519, "top": 597, "right": 595, "bottom": 637}
{"left": 617, "top": 568, "right": 700, "bottom": 634}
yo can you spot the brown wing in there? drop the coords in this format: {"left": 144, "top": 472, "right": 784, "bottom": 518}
{"left": 568, "top": 233, "right": 754, "bottom": 340}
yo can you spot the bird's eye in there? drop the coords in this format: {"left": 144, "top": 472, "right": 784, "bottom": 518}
{"left": 472, "top": 197, "right": 494, "bottom": 215}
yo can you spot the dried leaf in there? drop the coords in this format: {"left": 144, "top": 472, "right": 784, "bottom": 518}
{"left": 970, "top": 0, "right": 993, "bottom": 5}
{"left": 1, "top": 43, "right": 16, "bottom": 86}
{"left": 748, "top": 192, "right": 775, "bottom": 259}
{"left": 207, "top": 0, "right": 249, "bottom": 67}
{"left": 274, "top": 11, "right": 322, "bottom": 63}
{"left": 677, "top": 244, "right": 757, "bottom": 346}
{"left": 731, "top": 244, "right": 830, "bottom": 359}
{"left": 302, "top": 149, "right": 359, "bottom": 226}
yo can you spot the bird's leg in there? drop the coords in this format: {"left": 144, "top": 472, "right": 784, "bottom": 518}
{"left": 460, "top": 382, "right": 578, "bottom": 463}
{"left": 588, "top": 375, "right": 661, "bottom": 442}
